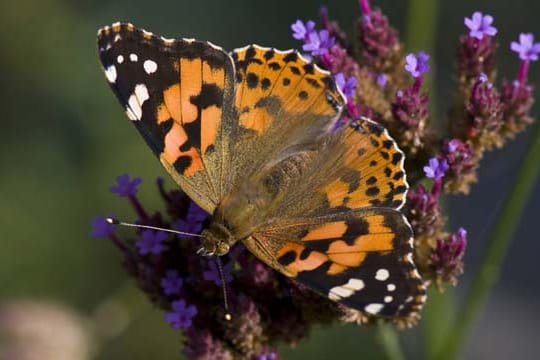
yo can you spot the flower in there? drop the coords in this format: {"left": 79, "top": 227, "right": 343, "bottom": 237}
{"left": 174, "top": 202, "right": 208, "bottom": 238}
{"left": 430, "top": 228, "right": 468, "bottom": 287}
{"left": 424, "top": 158, "right": 449, "bottom": 180}
{"left": 135, "top": 229, "right": 167, "bottom": 255}
{"left": 291, "top": 19, "right": 315, "bottom": 41}
{"left": 376, "top": 73, "right": 387, "bottom": 88}
{"left": 464, "top": 12, "right": 497, "bottom": 40}
{"left": 257, "top": 347, "right": 278, "bottom": 360}
{"left": 404, "top": 51, "right": 430, "bottom": 78}
{"left": 203, "top": 260, "right": 233, "bottom": 286}
{"left": 303, "top": 29, "right": 335, "bottom": 56}
{"left": 161, "top": 270, "right": 183, "bottom": 295}
{"left": 90, "top": 214, "right": 115, "bottom": 238}
{"left": 109, "top": 174, "right": 142, "bottom": 197}
{"left": 357, "top": 8, "right": 401, "bottom": 72}
{"left": 165, "top": 300, "right": 198, "bottom": 329}
{"left": 511, "top": 33, "right": 540, "bottom": 61}
{"left": 334, "top": 73, "right": 357, "bottom": 98}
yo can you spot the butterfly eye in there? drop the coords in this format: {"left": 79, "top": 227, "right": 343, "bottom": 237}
{"left": 216, "top": 242, "right": 230, "bottom": 256}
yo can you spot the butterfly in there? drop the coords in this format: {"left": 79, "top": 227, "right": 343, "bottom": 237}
{"left": 97, "top": 22, "right": 426, "bottom": 319}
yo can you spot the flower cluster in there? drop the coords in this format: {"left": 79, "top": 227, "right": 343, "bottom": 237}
{"left": 92, "top": 174, "right": 342, "bottom": 359}
{"left": 93, "top": 1, "right": 539, "bottom": 357}
{"left": 292, "top": 3, "right": 537, "bottom": 288}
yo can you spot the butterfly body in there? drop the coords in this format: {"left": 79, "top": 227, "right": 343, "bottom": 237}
{"left": 98, "top": 22, "right": 426, "bottom": 319}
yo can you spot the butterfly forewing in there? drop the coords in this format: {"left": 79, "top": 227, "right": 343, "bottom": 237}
{"left": 97, "top": 23, "right": 236, "bottom": 213}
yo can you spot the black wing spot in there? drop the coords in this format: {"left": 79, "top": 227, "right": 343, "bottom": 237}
{"left": 392, "top": 152, "right": 403, "bottom": 165}
{"left": 264, "top": 49, "right": 275, "bottom": 60}
{"left": 366, "top": 187, "right": 380, "bottom": 196}
{"left": 277, "top": 250, "right": 297, "bottom": 266}
{"left": 290, "top": 66, "right": 301, "bottom": 75}
{"left": 283, "top": 52, "right": 298, "bottom": 62}
{"left": 268, "top": 62, "right": 281, "bottom": 70}
{"left": 246, "top": 72, "right": 259, "bottom": 89}
{"left": 261, "top": 78, "right": 271, "bottom": 90}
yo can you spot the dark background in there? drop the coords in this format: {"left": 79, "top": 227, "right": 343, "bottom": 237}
{"left": 1, "top": 0, "right": 539, "bottom": 359}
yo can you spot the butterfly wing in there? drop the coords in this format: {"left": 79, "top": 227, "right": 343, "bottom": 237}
{"left": 243, "top": 208, "right": 424, "bottom": 317}
{"left": 97, "top": 23, "right": 237, "bottom": 213}
{"left": 241, "top": 118, "right": 426, "bottom": 318}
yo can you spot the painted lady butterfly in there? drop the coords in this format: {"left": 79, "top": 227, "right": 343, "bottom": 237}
{"left": 97, "top": 23, "right": 426, "bottom": 318}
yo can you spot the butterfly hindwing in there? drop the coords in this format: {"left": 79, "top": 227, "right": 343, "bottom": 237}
{"left": 244, "top": 208, "right": 425, "bottom": 317}
{"left": 97, "top": 23, "right": 236, "bottom": 213}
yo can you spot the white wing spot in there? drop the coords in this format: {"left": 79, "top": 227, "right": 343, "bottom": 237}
{"left": 387, "top": 284, "right": 396, "bottom": 292}
{"left": 346, "top": 278, "right": 365, "bottom": 290}
{"left": 104, "top": 65, "right": 117, "bottom": 83}
{"left": 375, "top": 268, "right": 390, "bottom": 281}
{"left": 144, "top": 60, "right": 158, "bottom": 74}
{"left": 134, "top": 84, "right": 149, "bottom": 106}
{"left": 127, "top": 95, "right": 141, "bottom": 120}
{"left": 328, "top": 278, "right": 365, "bottom": 301}
{"left": 117, "top": 55, "right": 124, "bottom": 64}
{"left": 384, "top": 296, "right": 393, "bottom": 303}
{"left": 130, "top": 53, "right": 138, "bottom": 62}
{"left": 126, "top": 84, "right": 149, "bottom": 121}
{"left": 114, "top": 34, "right": 121, "bottom": 42}
{"left": 328, "top": 286, "right": 354, "bottom": 301}
{"left": 365, "top": 303, "right": 384, "bottom": 315}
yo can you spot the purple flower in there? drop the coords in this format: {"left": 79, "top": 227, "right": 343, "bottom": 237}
{"left": 511, "top": 33, "right": 540, "bottom": 61}
{"left": 431, "top": 228, "right": 467, "bottom": 282}
{"left": 174, "top": 202, "right": 208, "bottom": 238}
{"left": 90, "top": 214, "right": 115, "bottom": 239}
{"left": 136, "top": 229, "right": 167, "bottom": 255}
{"left": 165, "top": 300, "right": 197, "bottom": 329}
{"left": 404, "top": 51, "right": 430, "bottom": 78}
{"left": 257, "top": 347, "right": 279, "bottom": 360}
{"left": 161, "top": 270, "right": 183, "bottom": 295}
{"left": 334, "top": 73, "right": 357, "bottom": 98}
{"left": 464, "top": 12, "right": 497, "bottom": 40}
{"left": 291, "top": 19, "right": 315, "bottom": 40}
{"left": 110, "top": 174, "right": 142, "bottom": 197}
{"left": 203, "top": 260, "right": 233, "bottom": 286}
{"left": 303, "top": 30, "right": 335, "bottom": 56}
{"left": 447, "top": 139, "right": 461, "bottom": 153}
{"left": 424, "top": 157, "right": 449, "bottom": 180}
{"left": 376, "top": 73, "right": 387, "bottom": 88}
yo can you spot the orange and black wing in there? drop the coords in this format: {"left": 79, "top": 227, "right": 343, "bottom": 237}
{"left": 97, "top": 23, "right": 236, "bottom": 213}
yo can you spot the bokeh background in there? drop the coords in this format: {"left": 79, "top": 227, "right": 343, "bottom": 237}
{"left": 1, "top": 0, "right": 539, "bottom": 359}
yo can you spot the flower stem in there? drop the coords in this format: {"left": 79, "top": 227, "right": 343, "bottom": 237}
{"left": 437, "top": 119, "right": 540, "bottom": 360}
{"left": 376, "top": 322, "right": 405, "bottom": 360}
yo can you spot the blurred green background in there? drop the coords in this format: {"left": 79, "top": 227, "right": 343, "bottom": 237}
{"left": 1, "top": 0, "right": 539, "bottom": 359}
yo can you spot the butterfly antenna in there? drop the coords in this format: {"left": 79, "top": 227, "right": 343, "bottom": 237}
{"left": 215, "top": 256, "right": 232, "bottom": 321}
{"left": 106, "top": 217, "right": 203, "bottom": 238}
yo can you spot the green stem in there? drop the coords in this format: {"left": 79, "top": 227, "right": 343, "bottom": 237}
{"left": 437, "top": 120, "right": 540, "bottom": 360}
{"left": 376, "top": 322, "right": 406, "bottom": 360}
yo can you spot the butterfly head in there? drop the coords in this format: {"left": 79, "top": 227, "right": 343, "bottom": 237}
{"left": 199, "top": 221, "right": 236, "bottom": 256}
